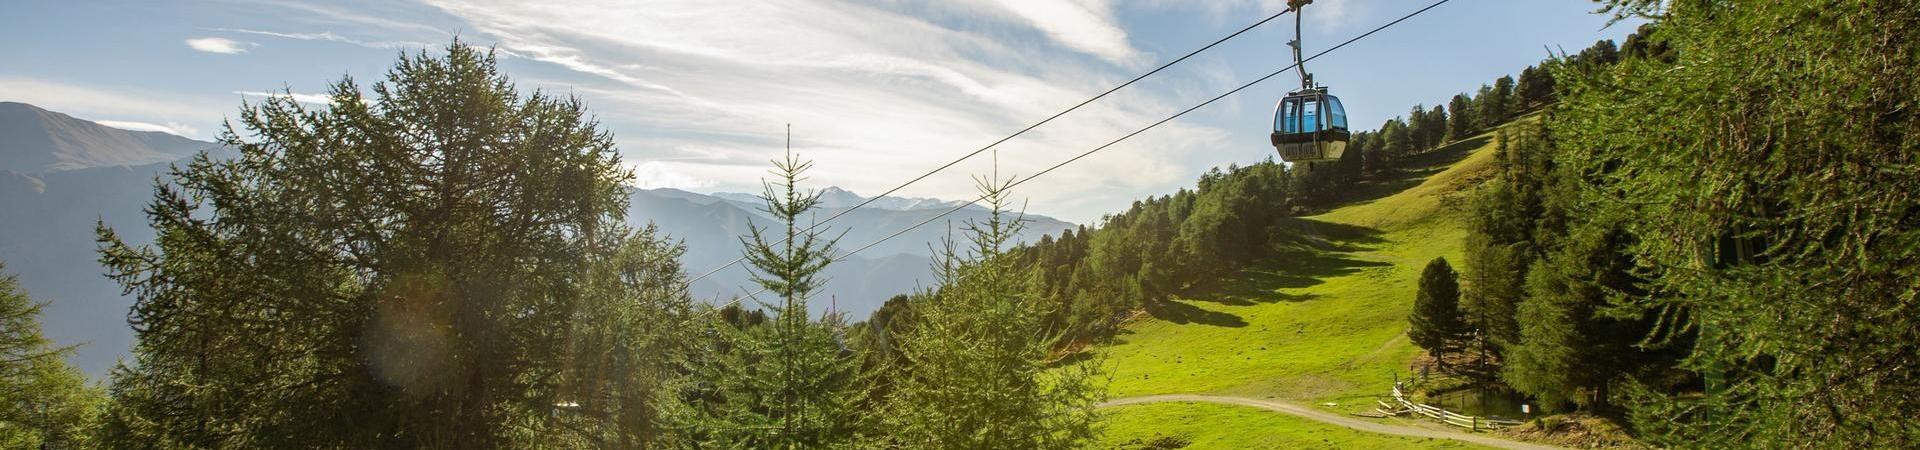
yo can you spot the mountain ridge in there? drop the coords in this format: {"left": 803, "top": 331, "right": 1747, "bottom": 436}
{"left": 0, "top": 102, "right": 214, "bottom": 173}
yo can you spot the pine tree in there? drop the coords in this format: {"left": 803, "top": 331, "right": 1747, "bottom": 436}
{"left": 677, "top": 142, "right": 859, "bottom": 448}
{"left": 1409, "top": 258, "right": 1464, "bottom": 369}
{"left": 881, "top": 173, "right": 1103, "bottom": 449}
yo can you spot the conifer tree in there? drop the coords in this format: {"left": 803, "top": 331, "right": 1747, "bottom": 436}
{"left": 882, "top": 171, "right": 1103, "bottom": 449}
{"left": 93, "top": 40, "right": 680, "bottom": 448}
{"left": 1448, "top": 93, "right": 1476, "bottom": 140}
{"left": 1557, "top": 1, "right": 1920, "bottom": 445}
{"left": 0, "top": 261, "right": 104, "bottom": 449}
{"left": 1462, "top": 131, "right": 1536, "bottom": 361}
{"left": 676, "top": 141, "right": 858, "bottom": 448}
{"left": 1380, "top": 118, "right": 1412, "bottom": 166}
{"left": 1406, "top": 105, "right": 1431, "bottom": 151}
{"left": 1488, "top": 76, "right": 1515, "bottom": 123}
{"left": 1516, "top": 65, "right": 1555, "bottom": 108}
{"left": 1409, "top": 258, "right": 1464, "bottom": 369}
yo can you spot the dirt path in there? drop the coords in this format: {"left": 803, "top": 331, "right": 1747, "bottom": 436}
{"left": 1101, "top": 394, "right": 1561, "bottom": 450}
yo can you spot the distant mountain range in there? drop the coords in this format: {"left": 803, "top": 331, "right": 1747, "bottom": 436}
{"left": 0, "top": 102, "right": 1075, "bottom": 378}
{"left": 634, "top": 185, "right": 1072, "bottom": 316}
{"left": 709, "top": 187, "right": 978, "bottom": 212}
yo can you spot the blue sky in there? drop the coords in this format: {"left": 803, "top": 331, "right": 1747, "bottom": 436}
{"left": 1, "top": 0, "right": 1640, "bottom": 223}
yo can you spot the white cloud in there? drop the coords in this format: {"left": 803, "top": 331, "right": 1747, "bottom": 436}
{"left": 626, "top": 160, "right": 717, "bottom": 190}
{"left": 186, "top": 37, "right": 253, "bottom": 54}
{"left": 211, "top": 28, "right": 434, "bottom": 50}
{"left": 95, "top": 120, "right": 202, "bottom": 138}
{"left": 985, "top": 0, "right": 1143, "bottom": 66}
{"left": 233, "top": 90, "right": 334, "bottom": 105}
{"left": 254, "top": 0, "right": 449, "bottom": 36}
{"left": 414, "top": 0, "right": 1233, "bottom": 222}
{"left": 1300, "top": 0, "right": 1360, "bottom": 31}
{"left": 1132, "top": 0, "right": 1361, "bottom": 31}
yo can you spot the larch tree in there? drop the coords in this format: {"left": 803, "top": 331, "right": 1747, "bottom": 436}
{"left": 1558, "top": 1, "right": 1920, "bottom": 445}
{"left": 93, "top": 40, "right": 687, "bottom": 448}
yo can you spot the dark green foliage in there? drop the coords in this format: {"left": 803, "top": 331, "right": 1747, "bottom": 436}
{"left": 1485, "top": 76, "right": 1514, "bottom": 124}
{"left": 1618, "top": 23, "right": 1671, "bottom": 63}
{"left": 1460, "top": 87, "right": 1679, "bottom": 417}
{"left": 1407, "top": 105, "right": 1446, "bottom": 151}
{"left": 1424, "top": 105, "right": 1448, "bottom": 149}
{"left": 1516, "top": 65, "right": 1555, "bottom": 109}
{"left": 1555, "top": 1, "right": 1920, "bottom": 446}
{"left": 1504, "top": 213, "right": 1662, "bottom": 412}
{"left": 0, "top": 261, "right": 104, "bottom": 449}
{"left": 1569, "top": 39, "right": 1619, "bottom": 67}
{"left": 1463, "top": 128, "right": 1550, "bottom": 359}
{"left": 1338, "top": 130, "right": 1371, "bottom": 181}
{"left": 1379, "top": 118, "right": 1413, "bottom": 167}
{"left": 1408, "top": 258, "right": 1464, "bottom": 364}
{"left": 1447, "top": 93, "right": 1476, "bottom": 140}
{"left": 93, "top": 41, "right": 688, "bottom": 448}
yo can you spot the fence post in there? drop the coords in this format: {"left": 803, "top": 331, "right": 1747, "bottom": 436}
{"left": 1471, "top": 416, "right": 1478, "bottom": 432}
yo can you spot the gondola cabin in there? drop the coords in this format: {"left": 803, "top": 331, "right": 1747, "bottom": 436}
{"left": 1270, "top": 87, "right": 1349, "bottom": 164}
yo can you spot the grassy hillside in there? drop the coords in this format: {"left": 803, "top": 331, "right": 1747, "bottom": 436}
{"left": 1094, "top": 125, "right": 1507, "bottom": 447}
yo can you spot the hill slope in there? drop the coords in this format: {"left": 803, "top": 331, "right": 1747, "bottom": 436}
{"left": 1092, "top": 128, "right": 1506, "bottom": 448}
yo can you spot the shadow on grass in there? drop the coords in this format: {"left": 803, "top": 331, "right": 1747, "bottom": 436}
{"left": 1270, "top": 217, "right": 1388, "bottom": 252}
{"left": 1145, "top": 299, "right": 1248, "bottom": 328}
{"left": 1408, "top": 135, "right": 1488, "bottom": 169}
{"left": 1168, "top": 217, "right": 1391, "bottom": 311}
{"left": 1322, "top": 134, "right": 1491, "bottom": 208}
{"left": 1185, "top": 251, "right": 1390, "bottom": 306}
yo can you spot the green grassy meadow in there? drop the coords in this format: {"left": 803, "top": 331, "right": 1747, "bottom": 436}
{"left": 1095, "top": 128, "right": 1507, "bottom": 446}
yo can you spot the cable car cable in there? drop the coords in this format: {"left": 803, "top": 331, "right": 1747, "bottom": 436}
{"left": 683, "top": 5, "right": 1304, "bottom": 287}
{"left": 691, "top": 0, "right": 1455, "bottom": 319}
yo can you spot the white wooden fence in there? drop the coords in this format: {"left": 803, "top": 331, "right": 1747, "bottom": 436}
{"left": 1389, "top": 382, "right": 1524, "bottom": 431}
